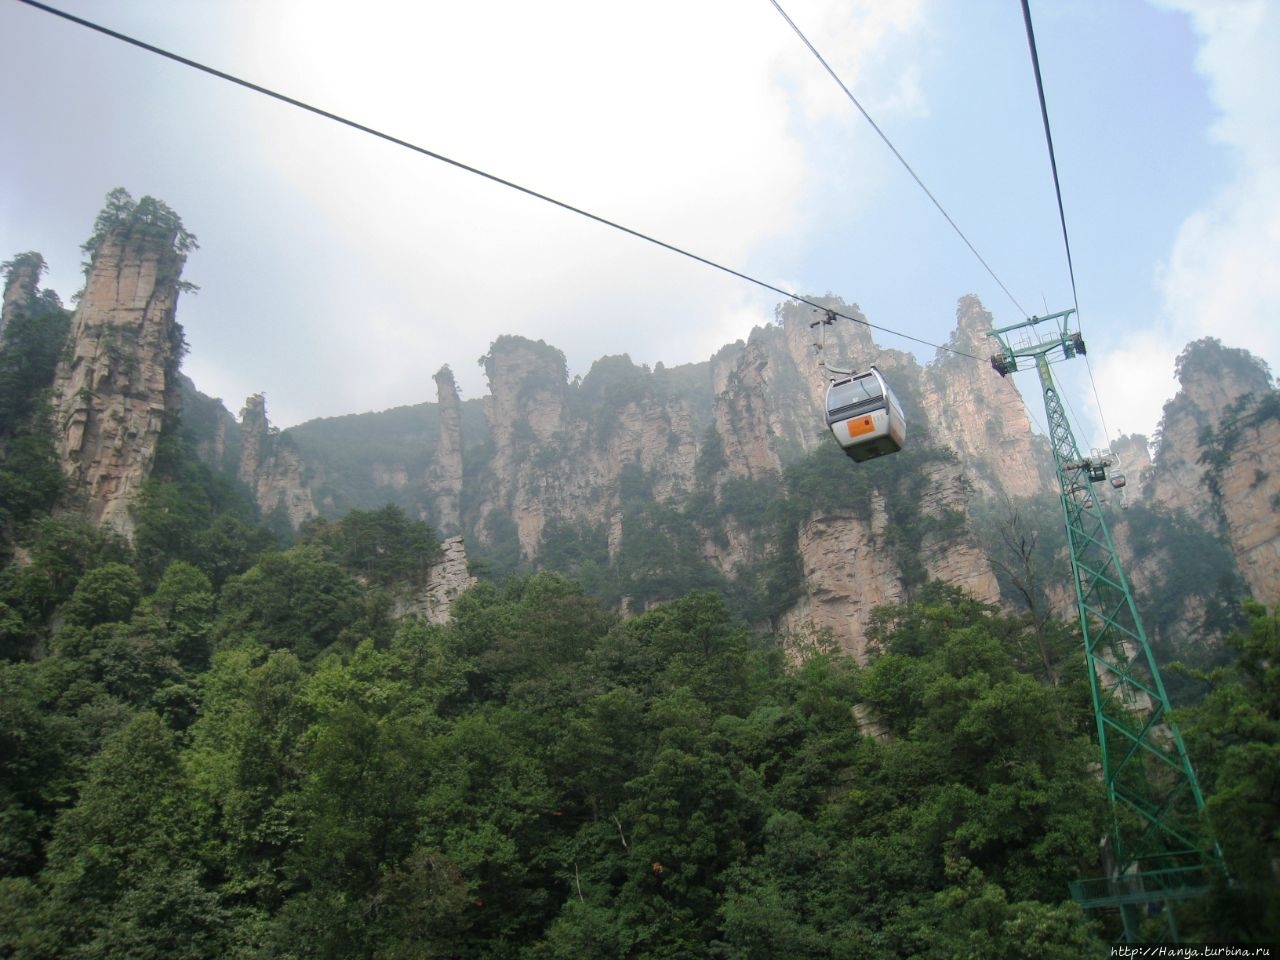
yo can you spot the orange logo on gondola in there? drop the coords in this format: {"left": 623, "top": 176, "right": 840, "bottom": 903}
{"left": 847, "top": 416, "right": 875, "bottom": 438}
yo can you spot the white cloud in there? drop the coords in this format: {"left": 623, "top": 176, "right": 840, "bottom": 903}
{"left": 1151, "top": 0, "right": 1280, "bottom": 385}
{"left": 21, "top": 0, "right": 1260, "bottom": 439}
{"left": 1085, "top": 331, "right": 1180, "bottom": 446}
{"left": 174, "top": 0, "right": 934, "bottom": 421}
{"left": 1058, "top": 0, "right": 1280, "bottom": 449}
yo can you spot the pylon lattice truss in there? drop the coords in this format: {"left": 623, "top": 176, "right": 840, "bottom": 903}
{"left": 989, "top": 309, "right": 1224, "bottom": 943}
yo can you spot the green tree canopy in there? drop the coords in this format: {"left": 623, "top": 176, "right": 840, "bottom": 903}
{"left": 300, "top": 503, "right": 439, "bottom": 585}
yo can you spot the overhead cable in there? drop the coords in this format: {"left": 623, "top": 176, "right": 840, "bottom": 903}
{"left": 769, "top": 0, "right": 1029, "bottom": 320}
{"left": 1084, "top": 355, "right": 1116, "bottom": 444}
{"left": 1021, "top": 1, "right": 1115, "bottom": 444}
{"left": 15, "top": 0, "right": 986, "bottom": 363}
{"left": 1020, "top": 0, "right": 1080, "bottom": 321}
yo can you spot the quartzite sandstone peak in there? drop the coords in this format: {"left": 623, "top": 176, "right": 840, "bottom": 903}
{"left": 238, "top": 393, "right": 317, "bottom": 529}
{"left": 428, "top": 365, "right": 464, "bottom": 535}
{"left": 924, "top": 295, "right": 1054, "bottom": 500}
{"left": 1145, "top": 338, "right": 1275, "bottom": 520}
{"left": 15, "top": 196, "right": 1275, "bottom": 660}
{"left": 475, "top": 336, "right": 700, "bottom": 563}
{"left": 1, "top": 252, "right": 45, "bottom": 342}
{"left": 49, "top": 207, "right": 189, "bottom": 539}
{"left": 1142, "top": 339, "right": 1279, "bottom": 607}
{"left": 448, "top": 299, "right": 1011, "bottom": 657}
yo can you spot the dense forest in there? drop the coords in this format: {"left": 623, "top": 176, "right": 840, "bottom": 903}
{"left": 2, "top": 229, "right": 1279, "bottom": 956}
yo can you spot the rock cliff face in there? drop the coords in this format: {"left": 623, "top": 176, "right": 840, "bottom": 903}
{"left": 778, "top": 502, "right": 904, "bottom": 662}
{"left": 1139, "top": 339, "right": 1279, "bottom": 606}
{"left": 390, "top": 536, "right": 477, "bottom": 624}
{"left": 447, "top": 299, "right": 1011, "bottom": 656}
{"left": 711, "top": 337, "right": 783, "bottom": 483}
{"left": 923, "top": 296, "right": 1054, "bottom": 500}
{"left": 478, "top": 336, "right": 568, "bottom": 557}
{"left": 49, "top": 216, "right": 188, "bottom": 539}
{"left": 763, "top": 301, "right": 1002, "bottom": 655}
{"left": 774, "top": 465, "right": 1000, "bottom": 663}
{"left": 238, "top": 394, "right": 317, "bottom": 528}
{"left": 34, "top": 196, "right": 1267, "bottom": 658}
{"left": 271, "top": 292, "right": 1121, "bottom": 655}
{"left": 1145, "top": 339, "right": 1273, "bottom": 522}
{"left": 475, "top": 337, "right": 700, "bottom": 562}
{"left": 917, "top": 460, "right": 1001, "bottom": 602}
{"left": 1213, "top": 408, "right": 1280, "bottom": 607}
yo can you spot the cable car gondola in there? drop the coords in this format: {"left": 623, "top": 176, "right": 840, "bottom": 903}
{"left": 824, "top": 366, "right": 906, "bottom": 462}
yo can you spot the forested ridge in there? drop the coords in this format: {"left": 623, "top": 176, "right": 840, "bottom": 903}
{"left": 3, "top": 503, "right": 1278, "bottom": 957}
{"left": 2, "top": 229, "right": 1279, "bottom": 956}
{"left": 0, "top": 483, "right": 1114, "bottom": 959}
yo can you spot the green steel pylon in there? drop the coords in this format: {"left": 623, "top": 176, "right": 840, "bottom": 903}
{"left": 989, "top": 310, "right": 1222, "bottom": 943}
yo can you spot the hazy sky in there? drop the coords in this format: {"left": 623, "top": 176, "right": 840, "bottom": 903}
{"left": 2, "top": 0, "right": 1276, "bottom": 449}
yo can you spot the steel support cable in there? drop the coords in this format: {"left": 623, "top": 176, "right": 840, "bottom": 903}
{"left": 1083, "top": 357, "right": 1115, "bottom": 445}
{"left": 1020, "top": 0, "right": 1078, "bottom": 319}
{"left": 769, "top": 0, "right": 1029, "bottom": 320}
{"left": 1020, "top": 0, "right": 1115, "bottom": 445}
{"left": 15, "top": 0, "right": 986, "bottom": 364}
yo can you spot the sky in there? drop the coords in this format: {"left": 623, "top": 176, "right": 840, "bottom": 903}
{"left": 1, "top": 0, "right": 1277, "bottom": 450}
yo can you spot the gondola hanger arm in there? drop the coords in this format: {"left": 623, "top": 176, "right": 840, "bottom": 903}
{"left": 811, "top": 309, "right": 855, "bottom": 377}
